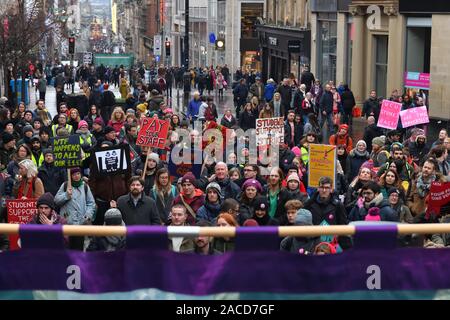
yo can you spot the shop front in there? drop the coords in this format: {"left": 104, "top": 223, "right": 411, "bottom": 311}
{"left": 257, "top": 26, "right": 311, "bottom": 83}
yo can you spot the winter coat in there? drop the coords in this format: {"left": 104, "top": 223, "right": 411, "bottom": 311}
{"left": 407, "top": 174, "right": 445, "bottom": 216}
{"left": 220, "top": 115, "right": 237, "bottom": 129}
{"left": 363, "top": 124, "right": 383, "bottom": 153}
{"left": 348, "top": 193, "right": 399, "bottom": 222}
{"left": 284, "top": 121, "right": 303, "bottom": 148}
{"left": 87, "top": 235, "right": 126, "bottom": 252}
{"left": 54, "top": 182, "right": 96, "bottom": 225}
{"left": 407, "top": 141, "right": 430, "bottom": 165}
{"left": 264, "top": 83, "right": 276, "bottom": 102}
{"left": 346, "top": 149, "right": 370, "bottom": 182}
{"left": 251, "top": 213, "right": 279, "bottom": 226}
{"left": 304, "top": 191, "right": 348, "bottom": 226}
{"left": 117, "top": 193, "right": 161, "bottom": 225}
{"left": 280, "top": 236, "right": 321, "bottom": 254}
{"left": 363, "top": 97, "right": 380, "bottom": 120}
{"left": 266, "top": 188, "right": 291, "bottom": 222}
{"left": 151, "top": 185, "right": 178, "bottom": 224}
{"left": 172, "top": 189, "right": 206, "bottom": 225}
{"left": 279, "top": 149, "right": 296, "bottom": 173}
{"left": 276, "top": 85, "right": 292, "bottom": 111}
{"left": 341, "top": 90, "right": 356, "bottom": 114}
{"left": 238, "top": 109, "right": 258, "bottom": 131}
{"left": 37, "top": 162, "right": 66, "bottom": 196}
{"left": 319, "top": 91, "right": 334, "bottom": 114}
{"left": 329, "top": 134, "right": 353, "bottom": 153}
{"left": 197, "top": 200, "right": 222, "bottom": 224}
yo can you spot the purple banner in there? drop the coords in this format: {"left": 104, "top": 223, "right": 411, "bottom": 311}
{"left": 0, "top": 225, "right": 450, "bottom": 295}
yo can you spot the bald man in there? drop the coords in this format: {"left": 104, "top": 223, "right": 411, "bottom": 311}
{"left": 199, "top": 161, "right": 241, "bottom": 199}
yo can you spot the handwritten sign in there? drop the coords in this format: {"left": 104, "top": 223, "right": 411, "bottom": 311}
{"left": 51, "top": 135, "right": 82, "bottom": 168}
{"left": 400, "top": 106, "right": 429, "bottom": 128}
{"left": 7, "top": 199, "right": 37, "bottom": 250}
{"left": 255, "top": 117, "right": 284, "bottom": 147}
{"left": 377, "top": 100, "right": 401, "bottom": 130}
{"left": 137, "top": 117, "right": 170, "bottom": 149}
{"left": 308, "top": 144, "right": 336, "bottom": 189}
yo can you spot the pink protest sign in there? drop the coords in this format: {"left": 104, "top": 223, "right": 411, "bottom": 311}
{"left": 404, "top": 72, "right": 430, "bottom": 90}
{"left": 400, "top": 106, "right": 429, "bottom": 128}
{"left": 377, "top": 100, "right": 401, "bottom": 130}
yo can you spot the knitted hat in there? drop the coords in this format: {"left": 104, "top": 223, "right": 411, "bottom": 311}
{"left": 36, "top": 192, "right": 55, "bottom": 210}
{"left": 243, "top": 219, "right": 259, "bottom": 227}
{"left": 338, "top": 124, "right": 349, "bottom": 132}
{"left": 104, "top": 126, "right": 116, "bottom": 135}
{"left": 365, "top": 207, "right": 381, "bottom": 221}
{"left": 360, "top": 159, "right": 374, "bottom": 171}
{"left": 93, "top": 117, "right": 104, "bottom": 126}
{"left": 253, "top": 196, "right": 269, "bottom": 212}
{"left": 22, "top": 125, "right": 33, "bottom": 135}
{"left": 242, "top": 179, "right": 263, "bottom": 193}
{"left": 356, "top": 140, "right": 367, "bottom": 149}
{"left": 126, "top": 108, "right": 136, "bottom": 115}
{"left": 295, "top": 209, "right": 313, "bottom": 226}
{"left": 181, "top": 172, "right": 196, "bottom": 185}
{"left": 391, "top": 142, "right": 404, "bottom": 151}
{"left": 78, "top": 120, "right": 88, "bottom": 129}
{"left": 104, "top": 208, "right": 124, "bottom": 226}
{"left": 148, "top": 152, "right": 160, "bottom": 164}
{"left": 287, "top": 174, "right": 300, "bottom": 183}
{"left": 372, "top": 136, "right": 385, "bottom": 147}
{"left": 2, "top": 132, "right": 15, "bottom": 145}
{"left": 387, "top": 188, "right": 401, "bottom": 197}
{"left": 291, "top": 146, "right": 301, "bottom": 157}
{"left": 136, "top": 103, "right": 148, "bottom": 113}
{"left": 206, "top": 182, "right": 222, "bottom": 198}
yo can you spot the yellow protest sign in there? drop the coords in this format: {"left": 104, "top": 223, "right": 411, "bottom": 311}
{"left": 308, "top": 144, "right": 336, "bottom": 189}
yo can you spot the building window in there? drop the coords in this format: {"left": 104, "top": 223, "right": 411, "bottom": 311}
{"left": 406, "top": 26, "right": 431, "bottom": 74}
{"left": 241, "top": 3, "right": 264, "bottom": 38}
{"left": 374, "top": 35, "right": 388, "bottom": 98}
{"left": 317, "top": 13, "right": 337, "bottom": 84}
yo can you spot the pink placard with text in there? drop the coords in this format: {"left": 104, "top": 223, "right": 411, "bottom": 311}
{"left": 400, "top": 106, "right": 429, "bottom": 128}
{"left": 377, "top": 100, "right": 401, "bottom": 130}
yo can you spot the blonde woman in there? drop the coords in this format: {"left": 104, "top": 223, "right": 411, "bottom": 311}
{"left": 13, "top": 159, "right": 44, "bottom": 199}
{"left": 108, "top": 107, "right": 126, "bottom": 133}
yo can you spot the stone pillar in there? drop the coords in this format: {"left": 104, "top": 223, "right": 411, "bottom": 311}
{"left": 386, "top": 5, "right": 405, "bottom": 96}
{"left": 349, "top": 6, "right": 365, "bottom": 105}
{"left": 310, "top": 13, "right": 317, "bottom": 76}
{"left": 336, "top": 12, "right": 347, "bottom": 85}
{"left": 429, "top": 14, "right": 450, "bottom": 119}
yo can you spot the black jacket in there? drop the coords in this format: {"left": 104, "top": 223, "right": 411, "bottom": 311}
{"left": 363, "top": 124, "right": 383, "bottom": 153}
{"left": 276, "top": 85, "right": 292, "bottom": 109}
{"left": 363, "top": 98, "right": 381, "bottom": 120}
{"left": 117, "top": 193, "right": 161, "bottom": 225}
{"left": 238, "top": 109, "right": 258, "bottom": 131}
{"left": 319, "top": 91, "right": 334, "bottom": 114}
{"left": 284, "top": 121, "right": 303, "bottom": 148}
{"left": 37, "top": 162, "right": 67, "bottom": 196}
{"left": 220, "top": 115, "right": 237, "bottom": 129}
{"left": 279, "top": 149, "right": 296, "bottom": 173}
{"left": 304, "top": 191, "right": 348, "bottom": 226}
{"left": 341, "top": 90, "right": 356, "bottom": 113}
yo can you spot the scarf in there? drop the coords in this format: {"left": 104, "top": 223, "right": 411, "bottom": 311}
{"left": 416, "top": 173, "right": 435, "bottom": 198}
{"left": 72, "top": 180, "right": 83, "bottom": 188}
{"left": 225, "top": 115, "right": 233, "bottom": 122}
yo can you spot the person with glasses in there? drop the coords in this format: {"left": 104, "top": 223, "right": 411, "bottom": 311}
{"left": 304, "top": 176, "right": 347, "bottom": 227}
{"left": 348, "top": 181, "right": 397, "bottom": 222}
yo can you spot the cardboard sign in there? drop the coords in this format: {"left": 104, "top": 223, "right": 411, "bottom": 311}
{"left": 255, "top": 117, "right": 284, "bottom": 146}
{"left": 93, "top": 144, "right": 131, "bottom": 176}
{"left": 427, "top": 182, "right": 450, "bottom": 218}
{"left": 7, "top": 199, "right": 37, "bottom": 250}
{"left": 137, "top": 117, "right": 170, "bottom": 149}
{"left": 308, "top": 144, "right": 336, "bottom": 189}
{"left": 400, "top": 106, "right": 430, "bottom": 128}
{"left": 377, "top": 100, "right": 401, "bottom": 130}
{"left": 51, "top": 135, "right": 83, "bottom": 168}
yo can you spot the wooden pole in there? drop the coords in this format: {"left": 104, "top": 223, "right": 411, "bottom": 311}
{"left": 142, "top": 149, "right": 151, "bottom": 180}
{"left": 67, "top": 168, "right": 72, "bottom": 189}
{"left": 1, "top": 224, "right": 450, "bottom": 237}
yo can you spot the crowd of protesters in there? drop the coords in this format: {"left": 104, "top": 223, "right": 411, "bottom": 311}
{"left": 0, "top": 60, "right": 449, "bottom": 255}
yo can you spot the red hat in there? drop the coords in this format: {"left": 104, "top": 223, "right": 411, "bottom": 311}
{"left": 181, "top": 172, "right": 196, "bottom": 185}
{"left": 93, "top": 117, "right": 104, "bottom": 126}
{"left": 339, "top": 124, "right": 349, "bottom": 132}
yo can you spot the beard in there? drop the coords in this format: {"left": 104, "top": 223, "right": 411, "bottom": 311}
{"left": 131, "top": 189, "right": 141, "bottom": 197}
